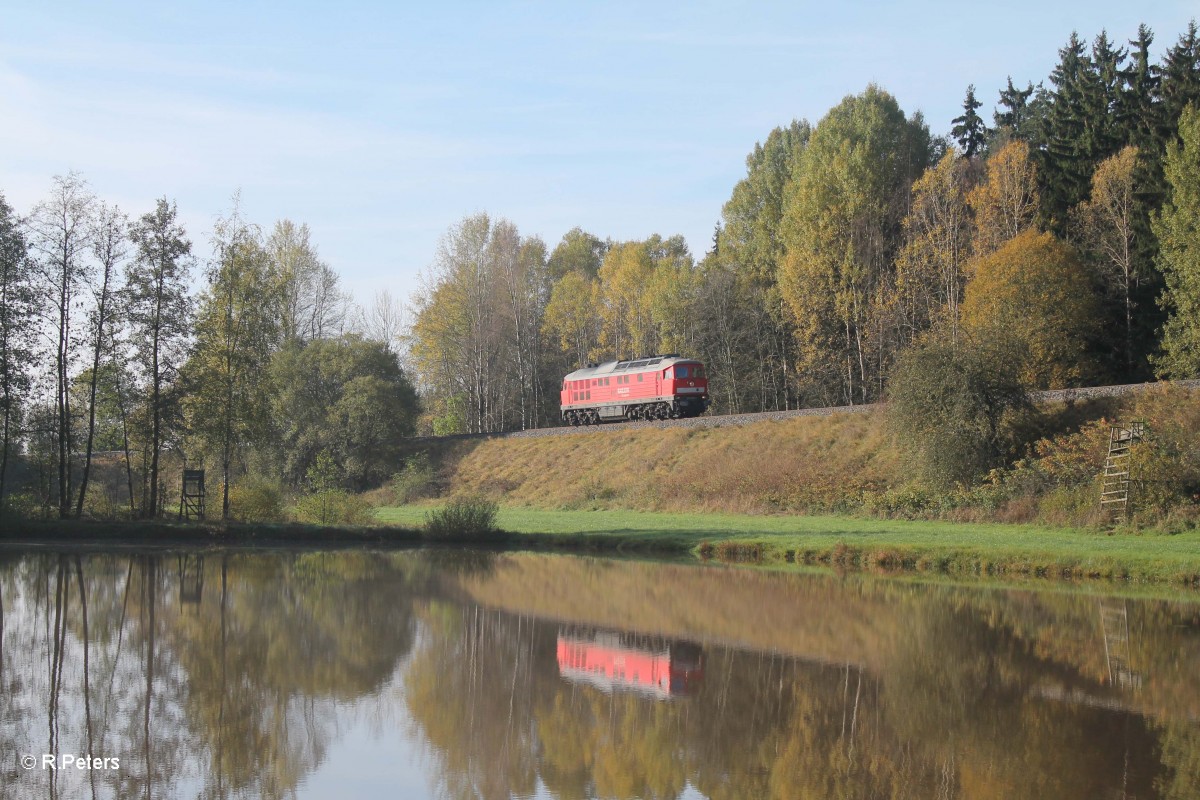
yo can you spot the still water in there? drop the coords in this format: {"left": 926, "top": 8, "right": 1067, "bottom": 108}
{"left": 1, "top": 548, "right": 1198, "bottom": 799}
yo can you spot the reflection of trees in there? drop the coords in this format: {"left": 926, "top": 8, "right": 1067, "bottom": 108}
{"left": 3, "top": 550, "right": 1200, "bottom": 799}
{"left": 171, "top": 551, "right": 418, "bottom": 799}
{"left": 0, "top": 550, "right": 418, "bottom": 800}
{"left": 1157, "top": 720, "right": 1200, "bottom": 800}
{"left": 404, "top": 603, "right": 543, "bottom": 800}
{"left": 404, "top": 587, "right": 1196, "bottom": 800}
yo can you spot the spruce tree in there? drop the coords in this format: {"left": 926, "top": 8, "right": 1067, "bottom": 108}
{"left": 994, "top": 77, "right": 1035, "bottom": 135}
{"left": 1119, "top": 25, "right": 1163, "bottom": 155}
{"left": 1041, "top": 32, "right": 1093, "bottom": 226}
{"left": 951, "top": 85, "right": 988, "bottom": 158}
{"left": 1160, "top": 21, "right": 1200, "bottom": 133}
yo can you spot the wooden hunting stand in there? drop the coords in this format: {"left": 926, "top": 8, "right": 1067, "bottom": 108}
{"left": 179, "top": 469, "right": 207, "bottom": 521}
{"left": 1101, "top": 421, "right": 1145, "bottom": 523}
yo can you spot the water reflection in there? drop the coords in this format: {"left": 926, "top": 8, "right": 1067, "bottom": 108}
{"left": 0, "top": 549, "right": 1197, "bottom": 799}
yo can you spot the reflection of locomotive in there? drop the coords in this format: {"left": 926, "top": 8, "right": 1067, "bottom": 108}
{"left": 560, "top": 354, "right": 710, "bottom": 426}
{"left": 556, "top": 627, "right": 704, "bottom": 699}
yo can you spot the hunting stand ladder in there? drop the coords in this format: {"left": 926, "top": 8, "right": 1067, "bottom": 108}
{"left": 1101, "top": 421, "right": 1145, "bottom": 523}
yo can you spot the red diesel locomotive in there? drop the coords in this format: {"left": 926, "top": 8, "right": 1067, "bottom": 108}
{"left": 560, "top": 354, "right": 710, "bottom": 426}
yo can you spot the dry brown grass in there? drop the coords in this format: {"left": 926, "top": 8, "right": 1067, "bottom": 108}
{"left": 415, "top": 385, "right": 1200, "bottom": 530}
{"left": 447, "top": 411, "right": 900, "bottom": 513}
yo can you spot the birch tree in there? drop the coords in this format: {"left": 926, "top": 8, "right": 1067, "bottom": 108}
{"left": 126, "top": 198, "right": 192, "bottom": 518}
{"left": 268, "top": 220, "right": 346, "bottom": 342}
{"left": 75, "top": 202, "right": 128, "bottom": 516}
{"left": 187, "top": 207, "right": 281, "bottom": 518}
{"left": 26, "top": 173, "right": 94, "bottom": 517}
{"left": 894, "top": 148, "right": 974, "bottom": 343}
{"left": 780, "top": 86, "right": 929, "bottom": 405}
{"left": 1072, "top": 145, "right": 1144, "bottom": 375}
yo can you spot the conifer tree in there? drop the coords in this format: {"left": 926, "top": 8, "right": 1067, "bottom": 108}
{"left": 1119, "top": 25, "right": 1163, "bottom": 156}
{"left": 951, "top": 85, "right": 988, "bottom": 158}
{"left": 1160, "top": 21, "right": 1200, "bottom": 134}
{"left": 1041, "top": 33, "right": 1097, "bottom": 226}
{"left": 994, "top": 78, "right": 1036, "bottom": 136}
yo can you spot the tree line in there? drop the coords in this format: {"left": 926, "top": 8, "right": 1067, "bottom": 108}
{"left": 411, "top": 21, "right": 1200, "bottom": 433}
{"left": 3, "top": 22, "right": 1200, "bottom": 516}
{"left": 0, "top": 186, "right": 419, "bottom": 519}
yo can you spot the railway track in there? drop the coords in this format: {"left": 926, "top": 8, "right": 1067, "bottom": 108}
{"left": 411, "top": 378, "right": 1200, "bottom": 445}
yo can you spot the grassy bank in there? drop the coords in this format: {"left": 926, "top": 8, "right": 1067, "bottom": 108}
{"left": 377, "top": 504, "right": 1200, "bottom": 585}
{"left": 396, "top": 384, "right": 1200, "bottom": 531}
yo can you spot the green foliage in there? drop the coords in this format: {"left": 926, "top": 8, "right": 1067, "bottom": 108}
{"left": 780, "top": 84, "right": 931, "bottom": 404}
{"left": 887, "top": 334, "right": 1031, "bottom": 488}
{"left": 292, "top": 453, "right": 372, "bottom": 525}
{"left": 186, "top": 206, "right": 282, "bottom": 518}
{"left": 272, "top": 334, "right": 419, "bottom": 489}
{"left": 125, "top": 197, "right": 193, "bottom": 517}
{"left": 423, "top": 496, "right": 501, "bottom": 539}
{"left": 950, "top": 84, "right": 988, "bottom": 158}
{"left": 546, "top": 227, "right": 607, "bottom": 280}
{"left": 1153, "top": 105, "right": 1200, "bottom": 378}
{"left": 228, "top": 476, "right": 286, "bottom": 523}
{"left": 430, "top": 394, "right": 467, "bottom": 436}
{"left": 293, "top": 489, "right": 372, "bottom": 526}
{"left": 0, "top": 191, "right": 33, "bottom": 506}
{"left": 391, "top": 452, "right": 436, "bottom": 504}
{"left": 0, "top": 491, "right": 39, "bottom": 523}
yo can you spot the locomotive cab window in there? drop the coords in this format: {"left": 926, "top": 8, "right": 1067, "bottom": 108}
{"left": 677, "top": 365, "right": 689, "bottom": 378}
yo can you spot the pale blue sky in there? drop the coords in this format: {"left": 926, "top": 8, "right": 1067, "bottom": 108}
{"left": 2, "top": 1, "right": 1196, "bottom": 307}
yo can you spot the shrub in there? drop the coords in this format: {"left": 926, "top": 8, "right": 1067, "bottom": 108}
{"left": 887, "top": 332, "right": 1032, "bottom": 488}
{"left": 390, "top": 452, "right": 436, "bottom": 504}
{"left": 229, "top": 477, "right": 286, "bottom": 523}
{"left": 0, "top": 492, "right": 40, "bottom": 524}
{"left": 424, "top": 496, "right": 502, "bottom": 540}
{"left": 293, "top": 490, "right": 373, "bottom": 526}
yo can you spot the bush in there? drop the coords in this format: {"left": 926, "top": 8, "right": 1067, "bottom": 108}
{"left": 391, "top": 452, "right": 436, "bottom": 504}
{"left": 229, "top": 477, "right": 286, "bottom": 523}
{"left": 293, "top": 489, "right": 373, "bottom": 526}
{"left": 0, "top": 492, "right": 40, "bottom": 524}
{"left": 424, "top": 496, "right": 502, "bottom": 539}
{"left": 887, "top": 332, "right": 1032, "bottom": 488}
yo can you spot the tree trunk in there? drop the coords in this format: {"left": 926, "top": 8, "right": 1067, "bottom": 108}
{"left": 75, "top": 273, "right": 113, "bottom": 518}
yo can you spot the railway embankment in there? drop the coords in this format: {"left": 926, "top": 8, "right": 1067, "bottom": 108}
{"left": 387, "top": 382, "right": 1200, "bottom": 558}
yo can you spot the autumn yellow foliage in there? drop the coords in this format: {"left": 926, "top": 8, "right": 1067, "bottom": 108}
{"left": 960, "top": 229, "right": 1100, "bottom": 389}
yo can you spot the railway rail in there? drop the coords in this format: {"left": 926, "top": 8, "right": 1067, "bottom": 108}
{"left": 410, "top": 378, "right": 1200, "bottom": 445}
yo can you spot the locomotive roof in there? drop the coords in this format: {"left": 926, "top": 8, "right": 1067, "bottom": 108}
{"left": 563, "top": 354, "right": 699, "bottom": 381}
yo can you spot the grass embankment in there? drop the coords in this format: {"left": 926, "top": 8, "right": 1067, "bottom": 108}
{"left": 375, "top": 505, "right": 1200, "bottom": 585}
{"left": 377, "top": 384, "right": 1200, "bottom": 584}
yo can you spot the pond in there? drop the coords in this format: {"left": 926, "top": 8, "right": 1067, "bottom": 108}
{"left": 1, "top": 548, "right": 1198, "bottom": 799}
